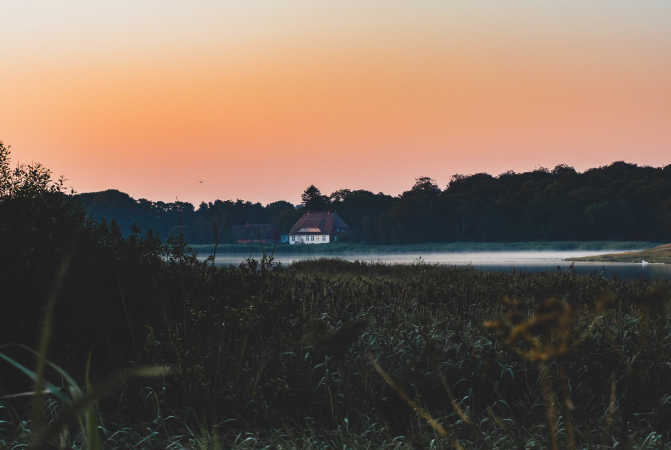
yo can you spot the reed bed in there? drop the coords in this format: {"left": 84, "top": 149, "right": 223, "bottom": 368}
{"left": 3, "top": 255, "right": 671, "bottom": 448}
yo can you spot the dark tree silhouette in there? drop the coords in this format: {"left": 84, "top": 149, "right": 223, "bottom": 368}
{"left": 301, "top": 185, "right": 329, "bottom": 211}
{"left": 411, "top": 176, "right": 440, "bottom": 193}
{"left": 71, "top": 160, "right": 671, "bottom": 244}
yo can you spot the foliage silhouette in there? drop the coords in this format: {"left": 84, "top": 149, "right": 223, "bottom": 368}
{"left": 75, "top": 161, "right": 671, "bottom": 244}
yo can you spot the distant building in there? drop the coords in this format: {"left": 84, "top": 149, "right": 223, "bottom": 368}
{"left": 231, "top": 224, "right": 277, "bottom": 243}
{"left": 288, "top": 211, "right": 349, "bottom": 245}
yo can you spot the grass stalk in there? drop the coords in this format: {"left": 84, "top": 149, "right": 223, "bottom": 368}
{"left": 31, "top": 251, "right": 73, "bottom": 445}
{"left": 539, "top": 363, "right": 559, "bottom": 450}
{"left": 370, "top": 357, "right": 465, "bottom": 449}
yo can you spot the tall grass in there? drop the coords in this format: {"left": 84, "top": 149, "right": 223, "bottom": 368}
{"left": 0, "top": 251, "right": 169, "bottom": 449}
{"left": 3, "top": 258, "right": 671, "bottom": 448}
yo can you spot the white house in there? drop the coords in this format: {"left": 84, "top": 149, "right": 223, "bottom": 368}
{"left": 288, "top": 211, "right": 349, "bottom": 245}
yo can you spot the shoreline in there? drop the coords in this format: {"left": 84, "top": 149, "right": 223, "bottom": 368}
{"left": 189, "top": 240, "right": 658, "bottom": 256}
{"left": 566, "top": 244, "right": 671, "bottom": 264}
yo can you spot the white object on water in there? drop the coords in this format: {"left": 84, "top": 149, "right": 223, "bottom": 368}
{"left": 641, "top": 259, "right": 649, "bottom": 266}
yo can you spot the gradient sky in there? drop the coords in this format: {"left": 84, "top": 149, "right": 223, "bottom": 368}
{"left": 2, "top": 1, "right": 670, "bottom": 205}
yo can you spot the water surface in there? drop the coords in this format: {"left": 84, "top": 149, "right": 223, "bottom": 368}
{"left": 201, "top": 250, "right": 671, "bottom": 280}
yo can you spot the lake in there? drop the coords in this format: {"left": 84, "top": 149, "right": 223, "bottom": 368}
{"left": 200, "top": 250, "right": 671, "bottom": 280}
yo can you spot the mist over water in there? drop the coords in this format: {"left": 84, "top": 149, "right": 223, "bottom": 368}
{"left": 202, "top": 250, "right": 671, "bottom": 280}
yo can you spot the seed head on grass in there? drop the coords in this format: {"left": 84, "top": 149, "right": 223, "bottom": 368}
{"left": 483, "top": 296, "right": 612, "bottom": 450}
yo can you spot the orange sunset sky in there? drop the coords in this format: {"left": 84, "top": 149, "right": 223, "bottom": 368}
{"left": 2, "top": 1, "right": 670, "bottom": 205}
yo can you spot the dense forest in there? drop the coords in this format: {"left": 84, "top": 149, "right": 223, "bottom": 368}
{"left": 77, "top": 162, "right": 671, "bottom": 244}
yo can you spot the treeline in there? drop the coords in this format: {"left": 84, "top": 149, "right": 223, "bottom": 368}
{"left": 76, "top": 161, "right": 671, "bottom": 243}
{"left": 76, "top": 189, "right": 301, "bottom": 244}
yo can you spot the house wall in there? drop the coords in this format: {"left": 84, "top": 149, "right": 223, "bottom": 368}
{"left": 289, "top": 234, "right": 330, "bottom": 245}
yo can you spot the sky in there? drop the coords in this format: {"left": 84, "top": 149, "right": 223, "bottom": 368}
{"left": 2, "top": 1, "right": 670, "bottom": 205}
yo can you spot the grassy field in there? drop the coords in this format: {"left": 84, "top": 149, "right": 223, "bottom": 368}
{"left": 189, "top": 240, "right": 658, "bottom": 255}
{"left": 568, "top": 243, "right": 671, "bottom": 264}
{"left": 3, "top": 258, "right": 671, "bottom": 449}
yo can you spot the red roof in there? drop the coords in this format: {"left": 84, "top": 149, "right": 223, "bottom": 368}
{"left": 289, "top": 211, "right": 349, "bottom": 235}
